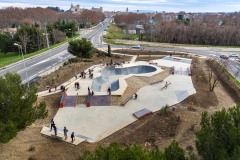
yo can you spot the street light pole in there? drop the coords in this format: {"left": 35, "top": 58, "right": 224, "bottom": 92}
{"left": 14, "top": 43, "right": 30, "bottom": 89}
{"left": 43, "top": 24, "right": 53, "bottom": 68}
{"left": 69, "top": 28, "right": 73, "bottom": 38}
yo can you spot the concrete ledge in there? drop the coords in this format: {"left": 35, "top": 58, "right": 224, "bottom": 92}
{"left": 40, "top": 126, "right": 85, "bottom": 145}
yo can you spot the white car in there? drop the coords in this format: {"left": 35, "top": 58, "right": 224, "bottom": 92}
{"left": 131, "top": 44, "right": 141, "bottom": 49}
{"left": 229, "top": 53, "right": 239, "bottom": 58}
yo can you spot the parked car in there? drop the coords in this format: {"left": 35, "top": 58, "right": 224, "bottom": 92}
{"left": 229, "top": 53, "right": 239, "bottom": 58}
{"left": 220, "top": 54, "right": 229, "bottom": 59}
{"left": 131, "top": 44, "right": 141, "bottom": 49}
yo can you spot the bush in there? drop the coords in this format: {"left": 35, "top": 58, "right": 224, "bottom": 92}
{"left": 79, "top": 141, "right": 189, "bottom": 160}
{"left": 196, "top": 104, "right": 240, "bottom": 159}
{"left": 165, "top": 140, "right": 187, "bottom": 160}
{"left": 83, "top": 59, "right": 94, "bottom": 63}
{"left": 33, "top": 102, "right": 48, "bottom": 119}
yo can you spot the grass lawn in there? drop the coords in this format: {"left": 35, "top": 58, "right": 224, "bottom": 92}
{"left": 0, "top": 34, "right": 80, "bottom": 68}
{"left": 104, "top": 24, "right": 125, "bottom": 39}
{"left": 227, "top": 71, "right": 240, "bottom": 88}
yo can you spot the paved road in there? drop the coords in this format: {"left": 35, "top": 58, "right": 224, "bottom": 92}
{"left": 1, "top": 17, "right": 239, "bottom": 83}
{"left": 0, "top": 18, "right": 112, "bottom": 83}
{"left": 106, "top": 44, "right": 240, "bottom": 81}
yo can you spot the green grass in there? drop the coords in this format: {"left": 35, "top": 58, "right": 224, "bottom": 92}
{"left": 227, "top": 71, "right": 240, "bottom": 88}
{"left": 104, "top": 24, "right": 125, "bottom": 39}
{"left": 104, "top": 38, "right": 127, "bottom": 46}
{"left": 0, "top": 34, "right": 80, "bottom": 68}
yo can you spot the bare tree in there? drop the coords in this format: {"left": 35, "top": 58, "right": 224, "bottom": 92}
{"left": 207, "top": 68, "right": 219, "bottom": 92}
{"left": 52, "top": 29, "right": 66, "bottom": 44}
{"left": 18, "top": 32, "right": 30, "bottom": 54}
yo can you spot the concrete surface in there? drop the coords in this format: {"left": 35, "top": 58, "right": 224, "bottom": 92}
{"left": 41, "top": 56, "right": 196, "bottom": 144}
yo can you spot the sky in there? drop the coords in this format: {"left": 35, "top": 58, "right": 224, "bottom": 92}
{"left": 0, "top": 0, "right": 240, "bottom": 12}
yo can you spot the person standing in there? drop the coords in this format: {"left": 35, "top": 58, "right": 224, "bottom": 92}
{"left": 107, "top": 87, "right": 111, "bottom": 95}
{"left": 134, "top": 93, "right": 138, "bottom": 99}
{"left": 71, "top": 132, "right": 75, "bottom": 143}
{"left": 50, "top": 119, "right": 55, "bottom": 131}
{"left": 88, "top": 86, "right": 90, "bottom": 94}
{"left": 63, "top": 127, "right": 68, "bottom": 140}
{"left": 53, "top": 124, "right": 57, "bottom": 136}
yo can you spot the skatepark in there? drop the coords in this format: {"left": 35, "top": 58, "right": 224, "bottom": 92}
{"left": 41, "top": 55, "right": 196, "bottom": 145}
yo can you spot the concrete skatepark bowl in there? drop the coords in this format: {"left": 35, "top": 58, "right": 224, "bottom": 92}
{"left": 92, "top": 65, "right": 157, "bottom": 92}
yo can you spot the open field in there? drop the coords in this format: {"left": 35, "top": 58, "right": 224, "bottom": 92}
{"left": 104, "top": 24, "right": 139, "bottom": 44}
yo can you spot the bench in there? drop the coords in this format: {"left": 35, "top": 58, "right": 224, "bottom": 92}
{"left": 51, "top": 134, "right": 63, "bottom": 140}
{"left": 121, "top": 95, "right": 133, "bottom": 106}
{"left": 150, "top": 80, "right": 163, "bottom": 85}
{"left": 133, "top": 108, "right": 153, "bottom": 119}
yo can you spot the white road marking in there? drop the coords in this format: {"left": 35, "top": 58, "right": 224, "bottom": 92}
{"left": 38, "top": 70, "right": 45, "bottom": 74}
{"left": 29, "top": 74, "right": 36, "bottom": 79}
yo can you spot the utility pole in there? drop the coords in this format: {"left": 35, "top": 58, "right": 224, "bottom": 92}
{"left": 43, "top": 24, "right": 53, "bottom": 69}
{"left": 43, "top": 29, "right": 50, "bottom": 49}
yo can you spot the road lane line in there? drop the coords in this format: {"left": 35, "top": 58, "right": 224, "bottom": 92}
{"left": 29, "top": 74, "right": 36, "bottom": 79}
{"left": 38, "top": 70, "right": 45, "bottom": 74}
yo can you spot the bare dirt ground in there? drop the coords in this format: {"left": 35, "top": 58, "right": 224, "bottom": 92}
{"left": 0, "top": 55, "right": 236, "bottom": 160}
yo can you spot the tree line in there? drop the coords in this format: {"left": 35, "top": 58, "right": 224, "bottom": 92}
{"left": 114, "top": 12, "right": 240, "bottom": 46}
{"left": 0, "top": 20, "right": 77, "bottom": 54}
{"left": 0, "top": 7, "right": 105, "bottom": 29}
{"left": 0, "top": 7, "right": 105, "bottom": 54}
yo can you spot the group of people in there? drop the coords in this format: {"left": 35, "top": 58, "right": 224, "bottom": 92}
{"left": 80, "top": 71, "right": 86, "bottom": 79}
{"left": 106, "top": 59, "right": 125, "bottom": 67}
{"left": 60, "top": 85, "right": 66, "bottom": 92}
{"left": 74, "top": 82, "right": 80, "bottom": 89}
{"left": 50, "top": 119, "right": 75, "bottom": 143}
{"left": 88, "top": 87, "right": 94, "bottom": 96}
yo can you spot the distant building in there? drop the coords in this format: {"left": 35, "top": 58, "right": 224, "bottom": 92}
{"left": 135, "top": 25, "right": 145, "bottom": 35}
{"left": 69, "top": 3, "right": 81, "bottom": 13}
{"left": 69, "top": 4, "right": 103, "bottom": 13}
{"left": 92, "top": 7, "right": 103, "bottom": 12}
{"left": 126, "top": 7, "right": 128, "bottom": 12}
{"left": 0, "top": 28, "right": 17, "bottom": 35}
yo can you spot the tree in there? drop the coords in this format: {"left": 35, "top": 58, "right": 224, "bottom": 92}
{"left": 68, "top": 38, "right": 93, "bottom": 59}
{"left": 164, "top": 140, "right": 187, "bottom": 160}
{"left": 0, "top": 73, "right": 47, "bottom": 143}
{"left": 107, "top": 44, "right": 111, "bottom": 57}
{"left": 207, "top": 68, "right": 219, "bottom": 92}
{"left": 81, "top": 142, "right": 165, "bottom": 160}
{"left": 196, "top": 104, "right": 240, "bottom": 160}
{"left": 0, "top": 32, "right": 13, "bottom": 53}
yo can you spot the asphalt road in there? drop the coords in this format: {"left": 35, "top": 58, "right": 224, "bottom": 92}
{"left": 0, "top": 17, "right": 239, "bottom": 83}
{"left": 0, "top": 18, "right": 112, "bottom": 83}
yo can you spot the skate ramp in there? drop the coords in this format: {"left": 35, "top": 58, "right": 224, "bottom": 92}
{"left": 92, "top": 65, "right": 157, "bottom": 92}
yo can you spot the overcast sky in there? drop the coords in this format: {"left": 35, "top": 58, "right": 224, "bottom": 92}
{"left": 0, "top": 0, "right": 240, "bottom": 12}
